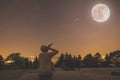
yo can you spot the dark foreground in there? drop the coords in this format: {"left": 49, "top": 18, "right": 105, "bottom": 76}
{"left": 0, "top": 68, "right": 120, "bottom": 80}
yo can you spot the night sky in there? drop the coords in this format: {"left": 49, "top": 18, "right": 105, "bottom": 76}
{"left": 0, "top": 0, "right": 120, "bottom": 58}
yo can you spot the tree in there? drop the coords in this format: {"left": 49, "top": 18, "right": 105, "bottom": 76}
{"left": 64, "top": 53, "right": 75, "bottom": 70}
{"left": 104, "top": 50, "right": 120, "bottom": 67}
{"left": 83, "top": 54, "right": 95, "bottom": 68}
{"left": 55, "top": 53, "right": 64, "bottom": 68}
{"left": 0, "top": 55, "right": 4, "bottom": 70}
{"left": 104, "top": 53, "right": 111, "bottom": 67}
{"left": 5, "top": 53, "right": 25, "bottom": 69}
{"left": 111, "top": 50, "right": 120, "bottom": 67}
{"left": 93, "top": 52, "right": 102, "bottom": 67}
{"left": 24, "top": 57, "right": 31, "bottom": 69}
{"left": 33, "top": 56, "right": 39, "bottom": 69}
{"left": 74, "top": 55, "right": 82, "bottom": 70}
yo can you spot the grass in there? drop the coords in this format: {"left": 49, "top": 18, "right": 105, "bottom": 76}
{"left": 0, "top": 70, "right": 27, "bottom": 80}
{"left": 0, "top": 68, "right": 120, "bottom": 80}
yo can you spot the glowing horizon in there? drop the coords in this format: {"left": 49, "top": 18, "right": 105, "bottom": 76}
{"left": 0, "top": 0, "right": 120, "bottom": 58}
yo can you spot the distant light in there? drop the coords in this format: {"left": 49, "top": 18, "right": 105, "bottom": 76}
{"left": 102, "top": 56, "right": 105, "bottom": 59}
{"left": 52, "top": 57, "right": 58, "bottom": 63}
{"left": 30, "top": 56, "right": 35, "bottom": 62}
{"left": 5, "top": 60, "right": 14, "bottom": 64}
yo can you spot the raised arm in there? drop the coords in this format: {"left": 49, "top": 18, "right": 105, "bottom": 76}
{"left": 48, "top": 47, "right": 59, "bottom": 57}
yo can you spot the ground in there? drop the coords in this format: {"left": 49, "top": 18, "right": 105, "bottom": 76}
{"left": 0, "top": 68, "right": 120, "bottom": 80}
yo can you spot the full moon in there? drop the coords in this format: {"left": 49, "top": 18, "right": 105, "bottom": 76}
{"left": 91, "top": 3, "right": 110, "bottom": 23}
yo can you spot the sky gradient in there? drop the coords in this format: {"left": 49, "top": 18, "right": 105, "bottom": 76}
{"left": 0, "top": 0, "right": 120, "bottom": 58}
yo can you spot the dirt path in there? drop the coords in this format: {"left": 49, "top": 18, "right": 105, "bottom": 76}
{"left": 18, "top": 71, "right": 120, "bottom": 80}
{"left": 18, "top": 71, "right": 90, "bottom": 80}
{"left": 17, "top": 72, "right": 39, "bottom": 80}
{"left": 53, "top": 71, "right": 93, "bottom": 80}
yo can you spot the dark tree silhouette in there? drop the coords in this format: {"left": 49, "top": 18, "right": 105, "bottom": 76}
{"left": 5, "top": 53, "right": 25, "bottom": 69}
{"left": 74, "top": 55, "right": 82, "bottom": 71}
{"left": 0, "top": 55, "right": 4, "bottom": 70}
{"left": 55, "top": 50, "right": 119, "bottom": 69}
{"left": 64, "top": 53, "right": 75, "bottom": 70}
{"left": 55, "top": 53, "right": 64, "bottom": 68}
{"left": 24, "top": 57, "right": 31, "bottom": 69}
{"left": 104, "top": 54, "right": 111, "bottom": 67}
{"left": 93, "top": 52, "right": 102, "bottom": 67}
{"left": 110, "top": 50, "right": 120, "bottom": 67}
{"left": 1, "top": 50, "right": 120, "bottom": 70}
{"left": 104, "top": 50, "right": 120, "bottom": 67}
{"left": 33, "top": 56, "right": 39, "bottom": 69}
{"left": 83, "top": 53, "right": 95, "bottom": 68}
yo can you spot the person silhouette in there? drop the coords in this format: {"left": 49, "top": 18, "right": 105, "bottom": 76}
{"left": 39, "top": 43, "right": 59, "bottom": 80}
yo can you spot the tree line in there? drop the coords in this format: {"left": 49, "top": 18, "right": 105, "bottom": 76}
{"left": 0, "top": 50, "right": 120, "bottom": 70}
{"left": 55, "top": 50, "right": 120, "bottom": 70}
{"left": 0, "top": 53, "right": 39, "bottom": 70}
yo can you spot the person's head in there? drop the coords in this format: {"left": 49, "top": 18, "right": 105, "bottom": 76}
{"left": 40, "top": 45, "right": 48, "bottom": 53}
